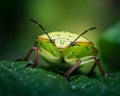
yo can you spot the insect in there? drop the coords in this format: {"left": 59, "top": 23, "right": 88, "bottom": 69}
{"left": 21, "top": 18, "right": 114, "bottom": 80}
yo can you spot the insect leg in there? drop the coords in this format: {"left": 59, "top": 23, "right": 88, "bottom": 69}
{"left": 64, "top": 60, "right": 81, "bottom": 81}
{"left": 23, "top": 47, "right": 38, "bottom": 67}
{"left": 91, "top": 56, "right": 105, "bottom": 76}
{"left": 91, "top": 56, "right": 115, "bottom": 77}
{"left": 23, "top": 48, "right": 33, "bottom": 61}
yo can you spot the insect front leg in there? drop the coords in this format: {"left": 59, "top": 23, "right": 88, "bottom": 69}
{"left": 23, "top": 47, "right": 39, "bottom": 67}
{"left": 64, "top": 60, "right": 81, "bottom": 81}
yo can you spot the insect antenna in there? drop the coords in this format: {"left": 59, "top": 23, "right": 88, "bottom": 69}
{"left": 30, "top": 18, "right": 54, "bottom": 43}
{"left": 70, "top": 27, "right": 96, "bottom": 46}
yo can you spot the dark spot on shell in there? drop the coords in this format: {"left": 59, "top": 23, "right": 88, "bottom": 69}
{"left": 75, "top": 44, "right": 80, "bottom": 46}
{"left": 69, "top": 36, "right": 72, "bottom": 37}
{"left": 71, "top": 52, "right": 74, "bottom": 54}
{"left": 91, "top": 47, "right": 98, "bottom": 53}
{"left": 86, "top": 46, "right": 89, "bottom": 50}
{"left": 57, "top": 34, "right": 60, "bottom": 36}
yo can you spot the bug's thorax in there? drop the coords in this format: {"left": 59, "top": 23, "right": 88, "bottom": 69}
{"left": 37, "top": 31, "right": 91, "bottom": 49}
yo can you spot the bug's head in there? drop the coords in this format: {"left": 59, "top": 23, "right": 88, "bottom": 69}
{"left": 30, "top": 18, "right": 96, "bottom": 47}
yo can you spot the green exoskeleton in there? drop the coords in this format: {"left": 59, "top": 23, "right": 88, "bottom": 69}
{"left": 21, "top": 19, "right": 114, "bottom": 80}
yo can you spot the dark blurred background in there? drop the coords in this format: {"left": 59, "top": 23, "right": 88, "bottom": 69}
{"left": 0, "top": 0, "right": 120, "bottom": 70}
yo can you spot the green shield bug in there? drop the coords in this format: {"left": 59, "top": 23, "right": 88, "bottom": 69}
{"left": 21, "top": 19, "right": 115, "bottom": 80}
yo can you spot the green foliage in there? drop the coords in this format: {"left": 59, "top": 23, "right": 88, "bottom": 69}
{"left": 0, "top": 60, "right": 120, "bottom": 96}
{"left": 99, "top": 21, "right": 120, "bottom": 70}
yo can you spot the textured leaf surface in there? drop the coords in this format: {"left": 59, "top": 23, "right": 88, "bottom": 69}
{"left": 0, "top": 60, "right": 120, "bottom": 96}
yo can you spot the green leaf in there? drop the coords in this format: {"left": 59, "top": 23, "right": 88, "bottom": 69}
{"left": 99, "top": 21, "right": 120, "bottom": 70}
{"left": 0, "top": 60, "right": 120, "bottom": 96}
